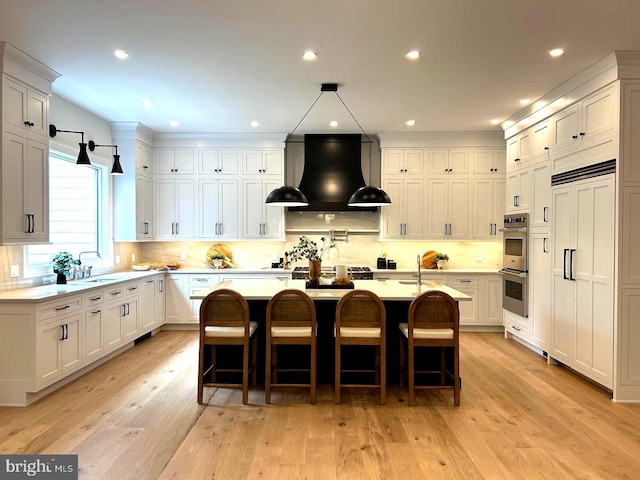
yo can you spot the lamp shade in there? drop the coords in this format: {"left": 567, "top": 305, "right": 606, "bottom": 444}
{"left": 111, "top": 154, "right": 124, "bottom": 175}
{"left": 77, "top": 142, "right": 91, "bottom": 165}
{"left": 347, "top": 185, "right": 392, "bottom": 207}
{"left": 265, "top": 186, "right": 309, "bottom": 206}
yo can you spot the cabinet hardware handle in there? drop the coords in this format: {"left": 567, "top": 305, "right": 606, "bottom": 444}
{"left": 563, "top": 249, "right": 569, "bottom": 280}
{"left": 111, "top": 290, "right": 121, "bottom": 296}
{"left": 448, "top": 223, "right": 452, "bottom": 236}
{"left": 144, "top": 222, "right": 149, "bottom": 235}
{"left": 143, "top": 165, "right": 148, "bottom": 169}
{"left": 444, "top": 223, "right": 448, "bottom": 236}
{"left": 543, "top": 206, "right": 548, "bottom": 222}
{"left": 59, "top": 325, "right": 65, "bottom": 341}
{"left": 31, "top": 214, "right": 35, "bottom": 233}
{"left": 121, "top": 305, "right": 125, "bottom": 316}
{"left": 175, "top": 222, "right": 179, "bottom": 235}
{"left": 543, "top": 238, "right": 548, "bottom": 253}
{"left": 146, "top": 280, "right": 154, "bottom": 284}
{"left": 127, "top": 303, "right": 130, "bottom": 315}
{"left": 579, "top": 132, "right": 586, "bottom": 136}
{"left": 572, "top": 135, "right": 578, "bottom": 139}
{"left": 91, "top": 310, "right": 101, "bottom": 314}
{"left": 159, "top": 279, "right": 164, "bottom": 293}
{"left": 128, "top": 286, "right": 137, "bottom": 291}
{"left": 24, "top": 214, "right": 29, "bottom": 233}
{"left": 544, "top": 146, "right": 549, "bottom": 151}
{"left": 514, "top": 195, "right": 519, "bottom": 207}
{"left": 459, "top": 279, "right": 471, "bottom": 283}
{"left": 514, "top": 158, "right": 520, "bottom": 162}
{"left": 171, "top": 222, "right": 175, "bottom": 234}
{"left": 511, "top": 325, "right": 521, "bottom": 332}
{"left": 55, "top": 305, "right": 70, "bottom": 311}
{"left": 569, "top": 249, "right": 576, "bottom": 281}
{"left": 89, "top": 296, "right": 101, "bottom": 301}
{"left": 489, "top": 223, "right": 493, "bottom": 235}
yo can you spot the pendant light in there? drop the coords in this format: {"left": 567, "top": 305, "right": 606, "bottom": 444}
{"left": 88, "top": 141, "right": 124, "bottom": 175}
{"left": 49, "top": 124, "right": 91, "bottom": 165}
{"left": 265, "top": 83, "right": 391, "bottom": 207}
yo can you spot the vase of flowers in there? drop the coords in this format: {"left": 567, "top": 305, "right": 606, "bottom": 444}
{"left": 286, "top": 236, "right": 336, "bottom": 286}
{"left": 435, "top": 253, "right": 449, "bottom": 270}
{"left": 51, "top": 252, "right": 79, "bottom": 284}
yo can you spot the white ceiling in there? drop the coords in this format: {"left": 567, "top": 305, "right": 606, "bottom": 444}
{"left": 2, "top": 0, "right": 640, "bottom": 136}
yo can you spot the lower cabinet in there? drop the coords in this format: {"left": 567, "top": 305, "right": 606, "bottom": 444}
{"left": 82, "top": 289, "right": 106, "bottom": 363}
{"left": 481, "top": 275, "right": 503, "bottom": 326}
{"left": 449, "top": 276, "right": 479, "bottom": 325}
{"left": 165, "top": 274, "right": 190, "bottom": 323}
{"left": 36, "top": 313, "right": 82, "bottom": 388}
{"left": 104, "top": 281, "right": 140, "bottom": 353}
{"left": 139, "top": 277, "right": 158, "bottom": 332}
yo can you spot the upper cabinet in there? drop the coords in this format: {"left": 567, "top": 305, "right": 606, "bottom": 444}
{"left": 506, "top": 130, "right": 531, "bottom": 171}
{"left": 242, "top": 149, "right": 283, "bottom": 176}
{"left": 1, "top": 43, "right": 59, "bottom": 246}
{"left": 198, "top": 148, "right": 239, "bottom": 176}
{"left": 472, "top": 147, "right": 505, "bottom": 175}
{"left": 550, "top": 84, "right": 617, "bottom": 174}
{"left": 531, "top": 120, "right": 551, "bottom": 162}
{"left": 135, "top": 141, "right": 153, "bottom": 175}
{"left": 427, "top": 148, "right": 470, "bottom": 175}
{"left": 154, "top": 148, "right": 195, "bottom": 175}
{"left": 381, "top": 148, "right": 424, "bottom": 176}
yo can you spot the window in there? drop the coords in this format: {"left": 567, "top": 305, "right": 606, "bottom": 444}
{"left": 26, "top": 150, "right": 109, "bottom": 275}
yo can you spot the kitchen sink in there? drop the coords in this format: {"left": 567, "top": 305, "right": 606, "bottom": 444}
{"left": 78, "top": 278, "right": 118, "bottom": 283}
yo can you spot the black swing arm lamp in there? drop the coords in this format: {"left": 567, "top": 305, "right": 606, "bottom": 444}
{"left": 49, "top": 124, "right": 91, "bottom": 165}
{"left": 88, "top": 141, "right": 124, "bottom": 175}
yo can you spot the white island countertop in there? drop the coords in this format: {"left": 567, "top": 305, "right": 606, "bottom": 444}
{"left": 189, "top": 279, "right": 471, "bottom": 302}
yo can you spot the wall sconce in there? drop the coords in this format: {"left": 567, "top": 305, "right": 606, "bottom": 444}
{"left": 88, "top": 141, "right": 124, "bottom": 175}
{"left": 48, "top": 124, "right": 91, "bottom": 165}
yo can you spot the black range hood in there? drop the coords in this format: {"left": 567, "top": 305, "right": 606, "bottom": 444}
{"left": 288, "top": 134, "right": 376, "bottom": 212}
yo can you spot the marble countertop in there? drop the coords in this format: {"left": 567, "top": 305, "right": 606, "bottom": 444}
{"left": 189, "top": 278, "right": 471, "bottom": 302}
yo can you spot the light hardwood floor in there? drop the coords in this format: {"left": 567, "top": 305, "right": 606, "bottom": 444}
{"left": 1, "top": 331, "right": 639, "bottom": 479}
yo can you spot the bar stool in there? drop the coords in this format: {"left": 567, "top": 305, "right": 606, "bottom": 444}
{"left": 334, "top": 290, "right": 386, "bottom": 404}
{"left": 265, "top": 289, "right": 317, "bottom": 404}
{"left": 197, "top": 289, "right": 258, "bottom": 405}
{"left": 399, "top": 290, "right": 460, "bottom": 406}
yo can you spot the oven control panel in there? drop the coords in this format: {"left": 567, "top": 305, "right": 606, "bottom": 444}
{"left": 503, "top": 213, "right": 529, "bottom": 228}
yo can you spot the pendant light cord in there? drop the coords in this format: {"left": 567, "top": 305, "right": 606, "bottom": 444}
{"left": 335, "top": 91, "right": 372, "bottom": 144}
{"left": 285, "top": 91, "right": 324, "bottom": 142}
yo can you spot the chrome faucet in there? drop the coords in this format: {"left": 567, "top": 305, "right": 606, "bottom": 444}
{"left": 417, "top": 254, "right": 422, "bottom": 286}
{"left": 78, "top": 251, "right": 101, "bottom": 278}
{"left": 78, "top": 251, "right": 101, "bottom": 265}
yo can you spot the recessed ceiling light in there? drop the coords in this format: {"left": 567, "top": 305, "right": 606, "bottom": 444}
{"left": 169, "top": 120, "right": 179, "bottom": 127}
{"left": 406, "top": 120, "right": 416, "bottom": 126}
{"left": 491, "top": 119, "right": 501, "bottom": 125}
{"left": 329, "top": 120, "right": 339, "bottom": 127}
{"left": 114, "top": 49, "right": 129, "bottom": 60}
{"left": 250, "top": 120, "right": 260, "bottom": 127}
{"left": 406, "top": 50, "right": 421, "bottom": 60}
{"left": 142, "top": 100, "right": 154, "bottom": 107}
{"left": 303, "top": 51, "right": 317, "bottom": 61}
{"left": 549, "top": 48, "right": 564, "bottom": 57}
{"left": 519, "top": 99, "right": 531, "bottom": 105}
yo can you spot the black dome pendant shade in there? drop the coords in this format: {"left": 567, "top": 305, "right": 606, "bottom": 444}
{"left": 348, "top": 185, "right": 392, "bottom": 207}
{"left": 265, "top": 186, "right": 309, "bottom": 206}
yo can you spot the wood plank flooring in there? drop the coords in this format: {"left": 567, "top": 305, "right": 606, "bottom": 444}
{"left": 1, "top": 331, "right": 639, "bottom": 479}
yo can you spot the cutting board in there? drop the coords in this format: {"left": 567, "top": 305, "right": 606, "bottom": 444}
{"left": 421, "top": 250, "right": 437, "bottom": 269}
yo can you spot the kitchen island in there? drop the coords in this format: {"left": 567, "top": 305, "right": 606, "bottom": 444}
{"left": 191, "top": 279, "right": 470, "bottom": 385}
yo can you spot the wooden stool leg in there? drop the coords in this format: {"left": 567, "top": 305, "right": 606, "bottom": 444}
{"left": 272, "top": 345, "right": 278, "bottom": 384}
{"left": 265, "top": 338, "right": 272, "bottom": 404}
{"left": 197, "top": 341, "right": 205, "bottom": 404}
{"left": 380, "top": 342, "right": 386, "bottom": 405}
{"left": 453, "top": 345, "right": 460, "bottom": 407}
{"left": 335, "top": 340, "right": 341, "bottom": 405}
{"left": 242, "top": 339, "right": 249, "bottom": 405}
{"left": 399, "top": 335, "right": 405, "bottom": 388}
{"left": 251, "top": 335, "right": 257, "bottom": 387}
{"left": 440, "top": 347, "right": 446, "bottom": 385}
{"left": 375, "top": 345, "right": 380, "bottom": 385}
{"left": 210, "top": 345, "right": 217, "bottom": 383}
{"left": 408, "top": 340, "right": 415, "bottom": 406}
{"left": 311, "top": 337, "right": 317, "bottom": 404}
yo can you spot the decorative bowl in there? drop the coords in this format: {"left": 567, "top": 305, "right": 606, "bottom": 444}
{"left": 132, "top": 264, "right": 150, "bottom": 271}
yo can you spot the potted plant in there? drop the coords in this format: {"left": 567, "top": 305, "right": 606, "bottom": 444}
{"left": 435, "top": 253, "right": 449, "bottom": 270}
{"left": 51, "top": 252, "right": 79, "bottom": 284}
{"left": 211, "top": 253, "right": 225, "bottom": 269}
{"left": 286, "top": 236, "right": 336, "bottom": 285}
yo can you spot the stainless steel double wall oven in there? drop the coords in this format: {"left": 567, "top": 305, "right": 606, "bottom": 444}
{"left": 500, "top": 213, "right": 529, "bottom": 317}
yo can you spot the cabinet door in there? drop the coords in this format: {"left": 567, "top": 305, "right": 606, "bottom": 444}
{"left": 530, "top": 233, "right": 551, "bottom": 349}
{"left": 198, "top": 179, "right": 221, "bottom": 238}
{"left": 136, "top": 175, "right": 153, "bottom": 239}
{"left": 165, "top": 274, "right": 187, "bottom": 323}
{"left": 242, "top": 150, "right": 263, "bottom": 175}
{"left": 403, "top": 149, "right": 424, "bottom": 174}
{"left": 155, "top": 149, "right": 176, "bottom": 174}
{"left": 139, "top": 279, "right": 157, "bottom": 331}
{"left": 155, "top": 179, "right": 176, "bottom": 238}
{"left": 582, "top": 86, "right": 615, "bottom": 142}
{"left": 551, "top": 185, "right": 574, "bottom": 362}
{"left": 61, "top": 314, "right": 82, "bottom": 374}
{"left": 198, "top": 149, "right": 219, "bottom": 175}
{"left": 448, "top": 178, "right": 469, "bottom": 238}
{"left": 218, "top": 179, "right": 240, "bottom": 238}
{"left": 104, "top": 303, "right": 124, "bottom": 352}
{"left": 26, "top": 89, "right": 47, "bottom": 137}
{"left": 262, "top": 179, "right": 284, "bottom": 238}
{"left": 483, "top": 276, "right": 503, "bottom": 325}
{"left": 136, "top": 141, "right": 153, "bottom": 174}
{"left": 175, "top": 180, "right": 195, "bottom": 238}
{"left": 531, "top": 162, "right": 551, "bottom": 228}
{"left": 382, "top": 149, "right": 404, "bottom": 175}
{"left": 219, "top": 149, "right": 240, "bottom": 175}
{"left": 174, "top": 149, "right": 195, "bottom": 175}
{"left": 457, "top": 288, "right": 479, "bottom": 325}
{"left": 3, "top": 76, "right": 28, "bottom": 132}
{"left": 532, "top": 120, "right": 551, "bottom": 160}
{"left": 84, "top": 308, "right": 104, "bottom": 362}
{"left": 448, "top": 149, "right": 469, "bottom": 174}
{"left": 506, "top": 137, "right": 520, "bottom": 170}
{"left": 427, "top": 149, "right": 448, "bottom": 174}
{"left": 242, "top": 179, "right": 263, "bottom": 238}
{"left": 156, "top": 277, "right": 166, "bottom": 325}
{"left": 426, "top": 179, "right": 448, "bottom": 238}
{"left": 552, "top": 104, "right": 580, "bottom": 154}
{"left": 36, "top": 321, "right": 63, "bottom": 385}
{"left": 472, "top": 178, "right": 494, "bottom": 238}
{"left": 472, "top": 148, "right": 496, "bottom": 174}
{"left": 493, "top": 179, "right": 506, "bottom": 237}
{"left": 381, "top": 179, "right": 404, "bottom": 238}
{"left": 404, "top": 179, "right": 424, "bottom": 238}
{"left": 263, "top": 150, "right": 284, "bottom": 175}
{"left": 122, "top": 299, "right": 138, "bottom": 342}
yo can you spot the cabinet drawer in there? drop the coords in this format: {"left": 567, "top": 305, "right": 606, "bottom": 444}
{"left": 450, "top": 276, "right": 478, "bottom": 287}
{"left": 189, "top": 275, "right": 221, "bottom": 287}
{"left": 123, "top": 281, "right": 140, "bottom": 296}
{"left": 37, "top": 296, "right": 82, "bottom": 322}
{"left": 106, "top": 285, "right": 125, "bottom": 302}
{"left": 505, "top": 320, "right": 529, "bottom": 340}
{"left": 82, "top": 289, "right": 105, "bottom": 307}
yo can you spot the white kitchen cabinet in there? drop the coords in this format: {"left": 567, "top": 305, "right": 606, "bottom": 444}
{"left": 242, "top": 178, "right": 284, "bottom": 239}
{"left": 551, "top": 84, "right": 617, "bottom": 174}
{"left": 155, "top": 178, "right": 195, "bottom": 239}
{"left": 506, "top": 130, "right": 531, "bottom": 172}
{"left": 531, "top": 120, "right": 551, "bottom": 161}
{"left": 156, "top": 276, "right": 166, "bottom": 325}
{"left": 381, "top": 178, "right": 424, "bottom": 238}
{"left": 165, "top": 274, "right": 190, "bottom": 323}
{"left": 426, "top": 178, "right": 469, "bottom": 239}
{"left": 381, "top": 148, "right": 424, "bottom": 175}
{"left": 135, "top": 141, "right": 153, "bottom": 175}
{"left": 104, "top": 281, "right": 139, "bottom": 350}
{"left": 242, "top": 149, "right": 283, "bottom": 176}
{"left": 198, "top": 179, "right": 240, "bottom": 239}
{"left": 198, "top": 148, "right": 239, "bottom": 175}
{"left": 529, "top": 232, "right": 551, "bottom": 350}
{"left": 471, "top": 147, "right": 505, "bottom": 175}
{"left": 1, "top": 133, "right": 48, "bottom": 244}
{"left": 82, "top": 289, "right": 105, "bottom": 363}
{"left": 139, "top": 277, "right": 158, "bottom": 333}
{"left": 189, "top": 274, "right": 223, "bottom": 322}
{"left": 506, "top": 167, "right": 530, "bottom": 213}
{"left": 2, "top": 75, "right": 48, "bottom": 139}
{"left": 481, "top": 275, "right": 503, "bottom": 325}
{"left": 154, "top": 148, "right": 195, "bottom": 175}
{"left": 134, "top": 175, "right": 153, "bottom": 239}
{"left": 450, "top": 276, "right": 479, "bottom": 325}
{"left": 530, "top": 161, "right": 551, "bottom": 228}
{"left": 36, "top": 313, "right": 82, "bottom": 388}
{"left": 551, "top": 174, "right": 614, "bottom": 387}
{"left": 472, "top": 177, "right": 505, "bottom": 239}
{"left": 427, "top": 148, "right": 469, "bottom": 175}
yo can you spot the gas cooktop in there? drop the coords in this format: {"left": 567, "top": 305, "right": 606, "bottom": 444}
{"left": 291, "top": 266, "right": 373, "bottom": 279}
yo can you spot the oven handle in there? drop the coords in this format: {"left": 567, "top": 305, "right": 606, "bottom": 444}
{"left": 499, "top": 268, "right": 527, "bottom": 278}
{"left": 563, "top": 249, "right": 569, "bottom": 280}
{"left": 498, "top": 227, "right": 527, "bottom": 233}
